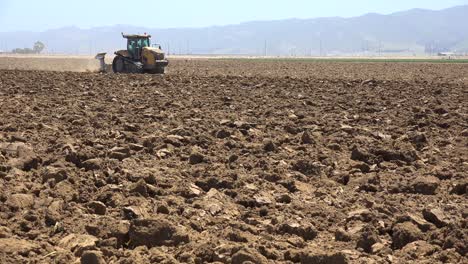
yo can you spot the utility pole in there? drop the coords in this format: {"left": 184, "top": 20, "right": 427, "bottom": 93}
{"left": 378, "top": 40, "right": 382, "bottom": 56}
{"left": 264, "top": 40, "right": 267, "bottom": 57}
{"left": 319, "top": 39, "right": 323, "bottom": 56}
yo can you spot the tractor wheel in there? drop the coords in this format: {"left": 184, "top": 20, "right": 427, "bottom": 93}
{"left": 112, "top": 56, "right": 126, "bottom": 73}
{"left": 149, "top": 67, "right": 165, "bottom": 74}
{"left": 127, "top": 63, "right": 144, "bottom": 74}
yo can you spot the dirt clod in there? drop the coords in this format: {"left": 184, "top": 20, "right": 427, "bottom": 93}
{"left": 411, "top": 176, "right": 440, "bottom": 195}
{"left": 278, "top": 222, "right": 318, "bottom": 240}
{"left": 392, "top": 222, "right": 424, "bottom": 249}
{"left": 81, "top": 159, "right": 102, "bottom": 171}
{"left": 189, "top": 152, "right": 204, "bottom": 165}
{"left": 129, "top": 179, "right": 148, "bottom": 197}
{"left": 80, "top": 250, "right": 106, "bottom": 264}
{"left": 356, "top": 225, "right": 381, "bottom": 253}
{"left": 422, "top": 208, "right": 449, "bottom": 228}
{"left": 231, "top": 248, "right": 269, "bottom": 264}
{"left": 128, "top": 218, "right": 189, "bottom": 248}
{"left": 59, "top": 234, "right": 98, "bottom": 256}
{"left": 304, "top": 253, "right": 349, "bottom": 264}
{"left": 6, "top": 193, "right": 34, "bottom": 210}
{"left": 88, "top": 201, "right": 107, "bottom": 215}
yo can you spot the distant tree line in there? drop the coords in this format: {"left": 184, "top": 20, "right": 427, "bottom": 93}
{"left": 12, "top": 41, "right": 45, "bottom": 54}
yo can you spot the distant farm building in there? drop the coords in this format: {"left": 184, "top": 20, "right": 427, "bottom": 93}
{"left": 437, "top": 52, "right": 455, "bottom": 57}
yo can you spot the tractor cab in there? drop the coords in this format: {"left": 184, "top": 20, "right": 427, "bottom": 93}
{"left": 123, "top": 33, "right": 151, "bottom": 60}
{"left": 111, "top": 32, "right": 168, "bottom": 74}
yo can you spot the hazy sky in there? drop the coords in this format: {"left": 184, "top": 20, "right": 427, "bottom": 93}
{"left": 1, "top": 0, "right": 467, "bottom": 32}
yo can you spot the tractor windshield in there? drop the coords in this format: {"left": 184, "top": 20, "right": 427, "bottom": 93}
{"left": 139, "top": 38, "right": 150, "bottom": 48}
{"left": 127, "top": 38, "right": 150, "bottom": 51}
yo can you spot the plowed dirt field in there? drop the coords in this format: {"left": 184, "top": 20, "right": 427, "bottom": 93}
{"left": 0, "top": 59, "right": 467, "bottom": 263}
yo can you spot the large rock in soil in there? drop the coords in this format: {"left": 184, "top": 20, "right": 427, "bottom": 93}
{"left": 128, "top": 218, "right": 189, "bottom": 248}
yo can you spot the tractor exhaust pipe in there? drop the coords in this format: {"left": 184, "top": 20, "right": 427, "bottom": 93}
{"left": 95, "top": 53, "right": 107, "bottom": 73}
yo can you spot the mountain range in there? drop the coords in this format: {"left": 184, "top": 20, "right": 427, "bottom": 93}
{"left": 1, "top": 5, "right": 467, "bottom": 56}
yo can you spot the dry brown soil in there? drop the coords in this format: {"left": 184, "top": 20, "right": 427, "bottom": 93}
{"left": 0, "top": 55, "right": 101, "bottom": 72}
{"left": 0, "top": 59, "right": 467, "bottom": 263}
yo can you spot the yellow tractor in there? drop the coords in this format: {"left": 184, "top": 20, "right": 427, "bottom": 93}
{"left": 112, "top": 33, "right": 168, "bottom": 74}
